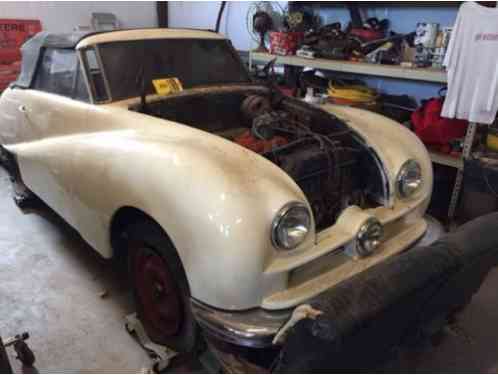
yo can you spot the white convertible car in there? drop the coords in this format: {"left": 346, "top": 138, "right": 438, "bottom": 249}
{"left": 0, "top": 29, "right": 439, "bottom": 353}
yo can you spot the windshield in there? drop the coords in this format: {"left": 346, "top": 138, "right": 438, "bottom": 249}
{"left": 95, "top": 38, "right": 251, "bottom": 101}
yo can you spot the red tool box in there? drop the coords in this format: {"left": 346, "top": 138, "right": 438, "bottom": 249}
{"left": 269, "top": 31, "right": 303, "bottom": 56}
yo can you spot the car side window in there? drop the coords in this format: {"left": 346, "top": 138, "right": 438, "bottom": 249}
{"left": 33, "top": 48, "right": 89, "bottom": 102}
{"left": 82, "top": 48, "right": 109, "bottom": 102}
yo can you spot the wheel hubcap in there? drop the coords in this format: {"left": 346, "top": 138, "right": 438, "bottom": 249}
{"left": 133, "top": 247, "right": 183, "bottom": 336}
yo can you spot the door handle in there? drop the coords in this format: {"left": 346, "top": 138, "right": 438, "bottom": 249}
{"left": 18, "top": 105, "right": 28, "bottom": 113}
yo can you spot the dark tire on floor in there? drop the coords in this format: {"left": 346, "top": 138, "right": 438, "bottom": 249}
{"left": 0, "top": 146, "right": 40, "bottom": 210}
{"left": 12, "top": 185, "right": 41, "bottom": 210}
{"left": 126, "top": 218, "right": 199, "bottom": 353}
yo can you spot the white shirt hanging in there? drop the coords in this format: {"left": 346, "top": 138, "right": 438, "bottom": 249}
{"left": 442, "top": 2, "right": 498, "bottom": 124}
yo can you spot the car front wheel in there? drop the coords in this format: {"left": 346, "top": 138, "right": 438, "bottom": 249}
{"left": 126, "top": 219, "right": 198, "bottom": 353}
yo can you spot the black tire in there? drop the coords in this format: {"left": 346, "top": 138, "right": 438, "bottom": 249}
{"left": 126, "top": 219, "right": 198, "bottom": 353}
{"left": 0, "top": 146, "right": 40, "bottom": 210}
{"left": 12, "top": 185, "right": 40, "bottom": 210}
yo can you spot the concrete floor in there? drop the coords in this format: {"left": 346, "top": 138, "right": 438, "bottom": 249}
{"left": 0, "top": 170, "right": 153, "bottom": 372}
{"left": 1, "top": 167, "right": 498, "bottom": 372}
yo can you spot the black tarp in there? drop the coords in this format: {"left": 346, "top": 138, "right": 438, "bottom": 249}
{"left": 275, "top": 213, "right": 498, "bottom": 372}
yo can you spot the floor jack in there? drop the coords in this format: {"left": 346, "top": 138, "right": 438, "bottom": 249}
{"left": 125, "top": 313, "right": 222, "bottom": 373}
{"left": 125, "top": 313, "right": 178, "bottom": 373}
{"left": 0, "top": 332, "right": 36, "bottom": 373}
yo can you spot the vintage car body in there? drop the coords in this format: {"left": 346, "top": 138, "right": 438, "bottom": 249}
{"left": 0, "top": 29, "right": 439, "bottom": 351}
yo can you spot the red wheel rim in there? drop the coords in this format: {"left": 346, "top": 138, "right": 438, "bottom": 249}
{"left": 133, "top": 247, "right": 183, "bottom": 336}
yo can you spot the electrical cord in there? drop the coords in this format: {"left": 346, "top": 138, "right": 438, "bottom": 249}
{"left": 327, "top": 82, "right": 378, "bottom": 105}
{"left": 215, "top": 1, "right": 227, "bottom": 33}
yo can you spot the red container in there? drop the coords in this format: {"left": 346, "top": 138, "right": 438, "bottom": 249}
{"left": 411, "top": 96, "right": 468, "bottom": 149}
{"left": 350, "top": 28, "right": 384, "bottom": 42}
{"left": 0, "top": 19, "right": 41, "bottom": 91}
{"left": 269, "top": 32, "right": 304, "bottom": 56}
{"left": 0, "top": 72, "right": 18, "bottom": 91}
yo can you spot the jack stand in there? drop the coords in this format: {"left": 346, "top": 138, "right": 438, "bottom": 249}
{"left": 3, "top": 332, "right": 35, "bottom": 368}
{"left": 125, "top": 313, "right": 177, "bottom": 373}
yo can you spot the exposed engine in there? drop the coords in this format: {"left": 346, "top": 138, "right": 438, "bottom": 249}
{"left": 232, "top": 95, "right": 371, "bottom": 230}
{"left": 132, "top": 88, "right": 385, "bottom": 231}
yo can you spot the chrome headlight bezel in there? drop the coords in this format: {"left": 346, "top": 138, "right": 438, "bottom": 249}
{"left": 271, "top": 202, "right": 311, "bottom": 251}
{"left": 396, "top": 159, "right": 423, "bottom": 199}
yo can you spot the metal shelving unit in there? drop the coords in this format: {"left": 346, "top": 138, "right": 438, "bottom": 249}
{"left": 249, "top": 51, "right": 476, "bottom": 220}
{"left": 249, "top": 52, "right": 447, "bottom": 83}
{"left": 447, "top": 122, "right": 478, "bottom": 220}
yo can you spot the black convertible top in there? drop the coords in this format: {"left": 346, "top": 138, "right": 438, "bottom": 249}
{"left": 29, "top": 30, "right": 96, "bottom": 49}
{"left": 15, "top": 31, "right": 98, "bottom": 88}
{"left": 14, "top": 28, "right": 220, "bottom": 89}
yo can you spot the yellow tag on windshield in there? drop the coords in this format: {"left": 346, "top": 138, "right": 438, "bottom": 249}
{"left": 152, "top": 78, "right": 183, "bottom": 96}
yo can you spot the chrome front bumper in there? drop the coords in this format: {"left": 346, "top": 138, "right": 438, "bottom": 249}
{"left": 191, "top": 300, "right": 291, "bottom": 348}
{"left": 192, "top": 215, "right": 444, "bottom": 348}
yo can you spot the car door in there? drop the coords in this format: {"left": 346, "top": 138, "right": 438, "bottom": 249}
{"left": 15, "top": 47, "right": 91, "bottom": 226}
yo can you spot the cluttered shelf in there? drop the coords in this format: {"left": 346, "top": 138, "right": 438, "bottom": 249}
{"left": 249, "top": 52, "right": 447, "bottom": 84}
{"left": 247, "top": 2, "right": 498, "bottom": 223}
{"left": 250, "top": 51, "right": 460, "bottom": 170}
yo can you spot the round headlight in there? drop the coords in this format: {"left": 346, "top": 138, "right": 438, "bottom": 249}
{"left": 396, "top": 160, "right": 422, "bottom": 198}
{"left": 356, "top": 217, "right": 383, "bottom": 257}
{"left": 272, "top": 202, "right": 311, "bottom": 250}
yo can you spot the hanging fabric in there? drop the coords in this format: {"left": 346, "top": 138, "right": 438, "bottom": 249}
{"left": 442, "top": 2, "right": 498, "bottom": 125}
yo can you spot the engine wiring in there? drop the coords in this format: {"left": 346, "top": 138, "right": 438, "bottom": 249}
{"left": 246, "top": 106, "right": 364, "bottom": 227}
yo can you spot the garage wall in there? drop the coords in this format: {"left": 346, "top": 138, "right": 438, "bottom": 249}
{"left": 1, "top": 1, "right": 456, "bottom": 103}
{"left": 1, "top": 1, "right": 253, "bottom": 49}
{"left": 168, "top": 1, "right": 260, "bottom": 51}
{"left": 0, "top": 1, "right": 157, "bottom": 32}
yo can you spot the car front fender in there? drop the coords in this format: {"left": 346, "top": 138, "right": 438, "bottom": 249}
{"left": 321, "top": 104, "right": 433, "bottom": 212}
{"left": 10, "top": 123, "right": 312, "bottom": 310}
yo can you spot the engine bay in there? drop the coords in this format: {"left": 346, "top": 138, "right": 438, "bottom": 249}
{"left": 131, "top": 88, "right": 387, "bottom": 230}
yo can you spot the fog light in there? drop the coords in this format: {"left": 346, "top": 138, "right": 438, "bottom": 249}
{"left": 356, "top": 218, "right": 383, "bottom": 257}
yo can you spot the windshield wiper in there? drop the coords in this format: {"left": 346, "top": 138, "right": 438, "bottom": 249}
{"left": 135, "top": 64, "right": 148, "bottom": 114}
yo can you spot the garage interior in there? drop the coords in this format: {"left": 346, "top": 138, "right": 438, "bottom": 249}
{"left": 2, "top": 1, "right": 498, "bottom": 373}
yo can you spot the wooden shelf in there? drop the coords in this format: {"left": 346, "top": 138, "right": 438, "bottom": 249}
{"left": 250, "top": 52, "right": 447, "bottom": 84}
{"left": 429, "top": 151, "right": 463, "bottom": 169}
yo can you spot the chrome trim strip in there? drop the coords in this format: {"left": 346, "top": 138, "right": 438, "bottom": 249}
{"left": 191, "top": 299, "right": 291, "bottom": 348}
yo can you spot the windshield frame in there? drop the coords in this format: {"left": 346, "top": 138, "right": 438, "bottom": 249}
{"left": 80, "top": 37, "right": 252, "bottom": 104}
